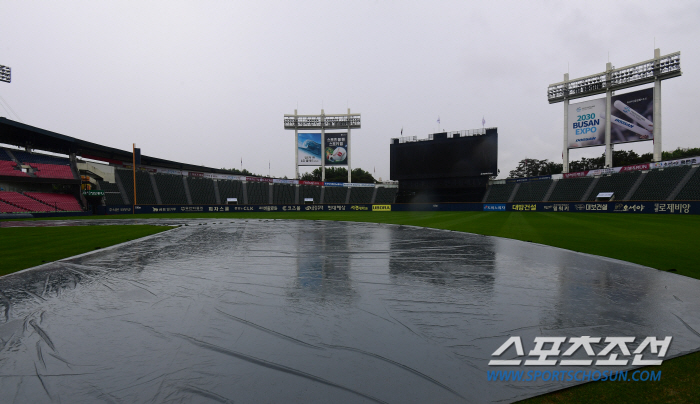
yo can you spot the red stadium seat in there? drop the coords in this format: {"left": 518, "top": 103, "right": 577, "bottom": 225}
{"left": 0, "top": 192, "right": 53, "bottom": 212}
{"left": 25, "top": 192, "right": 83, "bottom": 211}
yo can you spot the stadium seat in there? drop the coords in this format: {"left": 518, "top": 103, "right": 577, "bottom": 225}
{"left": 374, "top": 187, "right": 398, "bottom": 204}
{"left": 272, "top": 183, "right": 295, "bottom": 204}
{"left": 0, "top": 149, "right": 15, "bottom": 161}
{"left": 324, "top": 187, "right": 347, "bottom": 204}
{"left": 0, "top": 161, "right": 30, "bottom": 177}
{"left": 548, "top": 177, "right": 594, "bottom": 202}
{"left": 0, "top": 200, "right": 30, "bottom": 213}
{"left": 299, "top": 185, "right": 321, "bottom": 204}
{"left": 631, "top": 166, "right": 691, "bottom": 201}
{"left": 153, "top": 173, "right": 189, "bottom": 205}
{"left": 116, "top": 169, "right": 158, "bottom": 204}
{"left": 98, "top": 180, "right": 126, "bottom": 205}
{"left": 349, "top": 187, "right": 373, "bottom": 204}
{"left": 218, "top": 179, "right": 245, "bottom": 203}
{"left": 246, "top": 182, "right": 269, "bottom": 204}
{"left": 512, "top": 180, "right": 552, "bottom": 202}
{"left": 10, "top": 150, "right": 70, "bottom": 165}
{"left": 29, "top": 163, "right": 75, "bottom": 179}
{"left": 187, "top": 177, "right": 217, "bottom": 204}
{"left": 586, "top": 171, "right": 641, "bottom": 201}
{"left": 0, "top": 191, "right": 54, "bottom": 212}
{"left": 485, "top": 183, "right": 516, "bottom": 202}
{"left": 674, "top": 168, "right": 700, "bottom": 201}
{"left": 25, "top": 192, "right": 83, "bottom": 211}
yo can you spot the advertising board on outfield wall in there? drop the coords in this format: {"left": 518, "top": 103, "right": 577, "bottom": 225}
{"left": 568, "top": 88, "right": 654, "bottom": 149}
{"left": 98, "top": 201, "right": 700, "bottom": 216}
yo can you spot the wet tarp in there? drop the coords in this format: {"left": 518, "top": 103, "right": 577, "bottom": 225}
{"left": 1, "top": 219, "right": 699, "bottom": 403}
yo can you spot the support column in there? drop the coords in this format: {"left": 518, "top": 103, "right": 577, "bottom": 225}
{"left": 294, "top": 109, "right": 299, "bottom": 179}
{"left": 563, "top": 73, "right": 569, "bottom": 173}
{"left": 605, "top": 62, "right": 613, "bottom": 168}
{"left": 347, "top": 108, "right": 352, "bottom": 183}
{"left": 321, "top": 109, "right": 326, "bottom": 181}
{"left": 653, "top": 48, "right": 662, "bottom": 162}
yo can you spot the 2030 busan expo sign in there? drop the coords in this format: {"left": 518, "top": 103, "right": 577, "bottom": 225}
{"left": 568, "top": 88, "right": 654, "bottom": 149}
{"left": 568, "top": 98, "right": 606, "bottom": 148}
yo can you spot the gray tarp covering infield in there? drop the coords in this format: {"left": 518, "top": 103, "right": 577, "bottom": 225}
{"left": 1, "top": 219, "right": 700, "bottom": 403}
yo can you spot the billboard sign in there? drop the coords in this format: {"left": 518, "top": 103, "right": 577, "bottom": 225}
{"left": 610, "top": 88, "right": 654, "bottom": 144}
{"left": 298, "top": 133, "right": 322, "bottom": 166}
{"left": 324, "top": 133, "right": 348, "bottom": 165}
{"left": 568, "top": 88, "right": 655, "bottom": 149}
{"left": 568, "top": 98, "right": 606, "bottom": 148}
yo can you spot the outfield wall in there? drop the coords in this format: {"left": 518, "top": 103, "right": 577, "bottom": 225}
{"left": 95, "top": 201, "right": 700, "bottom": 215}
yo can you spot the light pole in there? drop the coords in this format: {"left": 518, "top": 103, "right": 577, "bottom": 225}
{"left": 0, "top": 65, "right": 10, "bottom": 83}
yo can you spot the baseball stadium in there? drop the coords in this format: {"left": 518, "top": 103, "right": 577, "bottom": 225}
{"left": 2, "top": 6, "right": 700, "bottom": 403}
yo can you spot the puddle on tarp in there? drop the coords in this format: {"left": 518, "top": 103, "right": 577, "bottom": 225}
{"left": 1, "top": 219, "right": 699, "bottom": 403}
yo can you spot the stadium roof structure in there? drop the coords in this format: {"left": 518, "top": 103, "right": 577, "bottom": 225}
{"left": 0, "top": 118, "right": 233, "bottom": 174}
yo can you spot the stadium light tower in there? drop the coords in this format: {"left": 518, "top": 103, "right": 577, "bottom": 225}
{"left": 284, "top": 109, "right": 361, "bottom": 182}
{"left": 0, "top": 65, "right": 10, "bottom": 83}
{"left": 548, "top": 49, "right": 681, "bottom": 171}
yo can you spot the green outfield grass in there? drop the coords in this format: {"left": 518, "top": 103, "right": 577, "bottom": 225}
{"left": 0, "top": 225, "right": 172, "bottom": 276}
{"left": 2, "top": 211, "right": 699, "bottom": 402}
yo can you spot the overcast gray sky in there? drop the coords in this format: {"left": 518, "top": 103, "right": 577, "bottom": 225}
{"left": 1, "top": 1, "right": 698, "bottom": 180}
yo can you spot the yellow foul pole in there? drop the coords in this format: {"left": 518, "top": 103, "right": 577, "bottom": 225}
{"left": 132, "top": 143, "right": 137, "bottom": 213}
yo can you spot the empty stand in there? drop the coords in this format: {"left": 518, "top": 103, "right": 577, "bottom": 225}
{"left": 0, "top": 191, "right": 54, "bottom": 212}
{"left": 98, "top": 180, "right": 125, "bottom": 205}
{"left": 246, "top": 182, "right": 269, "bottom": 204}
{"left": 631, "top": 166, "right": 691, "bottom": 201}
{"left": 0, "top": 161, "right": 30, "bottom": 177}
{"left": 218, "top": 180, "right": 245, "bottom": 204}
{"left": 0, "top": 200, "right": 29, "bottom": 213}
{"left": 349, "top": 187, "right": 373, "bottom": 204}
{"left": 299, "top": 185, "right": 321, "bottom": 204}
{"left": 187, "top": 177, "right": 217, "bottom": 205}
{"left": 675, "top": 167, "right": 700, "bottom": 201}
{"left": 324, "top": 187, "right": 347, "bottom": 204}
{"left": 11, "top": 150, "right": 70, "bottom": 165}
{"left": 273, "top": 184, "right": 295, "bottom": 204}
{"left": 586, "top": 171, "right": 641, "bottom": 201}
{"left": 512, "top": 180, "right": 553, "bottom": 202}
{"left": 154, "top": 173, "right": 189, "bottom": 204}
{"left": 485, "top": 183, "right": 516, "bottom": 202}
{"left": 29, "top": 163, "right": 75, "bottom": 179}
{"left": 25, "top": 192, "right": 83, "bottom": 211}
{"left": 374, "top": 187, "right": 398, "bottom": 204}
{"left": 548, "top": 177, "right": 594, "bottom": 202}
{"left": 6, "top": 148, "right": 76, "bottom": 180}
{"left": 0, "top": 149, "right": 14, "bottom": 161}
{"left": 115, "top": 169, "right": 158, "bottom": 204}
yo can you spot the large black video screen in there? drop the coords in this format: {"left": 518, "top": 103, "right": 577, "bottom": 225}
{"left": 390, "top": 130, "right": 497, "bottom": 180}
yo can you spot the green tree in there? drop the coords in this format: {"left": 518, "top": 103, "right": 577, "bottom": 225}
{"left": 300, "top": 167, "right": 376, "bottom": 183}
{"left": 514, "top": 147, "right": 700, "bottom": 176}
{"left": 569, "top": 156, "right": 604, "bottom": 172}
{"left": 220, "top": 167, "right": 259, "bottom": 176}
{"left": 508, "top": 159, "right": 562, "bottom": 178}
{"left": 662, "top": 147, "right": 700, "bottom": 160}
